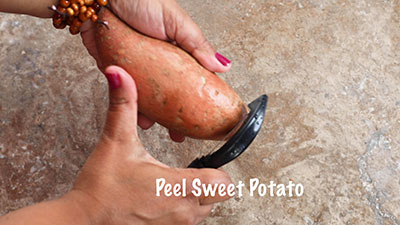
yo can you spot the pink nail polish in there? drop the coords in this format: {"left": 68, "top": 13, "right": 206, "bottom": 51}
{"left": 215, "top": 52, "right": 231, "bottom": 66}
{"left": 105, "top": 73, "right": 121, "bottom": 89}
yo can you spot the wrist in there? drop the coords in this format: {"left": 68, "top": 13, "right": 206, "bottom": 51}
{"left": 61, "top": 189, "right": 111, "bottom": 225}
{"left": 0, "top": 0, "right": 58, "bottom": 18}
{"left": 36, "top": 0, "right": 59, "bottom": 18}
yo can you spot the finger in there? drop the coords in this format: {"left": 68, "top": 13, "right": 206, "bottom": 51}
{"left": 138, "top": 112, "right": 155, "bottom": 130}
{"left": 169, "top": 129, "right": 185, "bottom": 142}
{"left": 80, "top": 22, "right": 104, "bottom": 70}
{"left": 163, "top": 5, "right": 232, "bottom": 73}
{"left": 182, "top": 168, "right": 233, "bottom": 205}
{"left": 102, "top": 65, "right": 140, "bottom": 142}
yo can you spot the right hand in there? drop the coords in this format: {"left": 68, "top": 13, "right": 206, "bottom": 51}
{"left": 68, "top": 66, "right": 233, "bottom": 225}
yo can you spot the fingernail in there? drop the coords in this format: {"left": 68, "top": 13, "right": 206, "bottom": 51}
{"left": 105, "top": 73, "right": 121, "bottom": 89}
{"left": 215, "top": 52, "right": 231, "bottom": 66}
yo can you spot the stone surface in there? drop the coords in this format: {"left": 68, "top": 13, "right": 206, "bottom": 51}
{"left": 1, "top": 0, "right": 400, "bottom": 224}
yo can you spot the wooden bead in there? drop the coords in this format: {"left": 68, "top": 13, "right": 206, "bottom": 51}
{"left": 71, "top": 3, "right": 79, "bottom": 11}
{"left": 85, "top": 10, "right": 93, "bottom": 19}
{"left": 85, "top": 0, "right": 94, "bottom": 5}
{"left": 57, "top": 6, "right": 67, "bottom": 14}
{"left": 54, "top": 22, "right": 67, "bottom": 29}
{"left": 53, "top": 12, "right": 66, "bottom": 29}
{"left": 85, "top": 8, "right": 94, "bottom": 18}
{"left": 60, "top": 0, "right": 70, "bottom": 8}
{"left": 91, "top": 2, "right": 101, "bottom": 12}
{"left": 87, "top": 7, "right": 95, "bottom": 14}
{"left": 53, "top": 12, "right": 63, "bottom": 20}
{"left": 71, "top": 3, "right": 79, "bottom": 16}
{"left": 80, "top": 5, "right": 87, "bottom": 14}
{"left": 79, "top": 12, "right": 89, "bottom": 22}
{"left": 73, "top": 18, "right": 83, "bottom": 28}
{"left": 69, "top": 25, "right": 80, "bottom": 35}
{"left": 66, "top": 7, "right": 74, "bottom": 16}
{"left": 96, "top": 0, "right": 108, "bottom": 7}
{"left": 53, "top": 17, "right": 63, "bottom": 26}
{"left": 91, "top": 14, "right": 98, "bottom": 22}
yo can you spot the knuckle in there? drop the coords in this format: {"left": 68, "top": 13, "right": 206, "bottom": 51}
{"left": 197, "top": 37, "right": 210, "bottom": 49}
{"left": 189, "top": 36, "right": 209, "bottom": 55}
{"left": 109, "top": 97, "right": 130, "bottom": 108}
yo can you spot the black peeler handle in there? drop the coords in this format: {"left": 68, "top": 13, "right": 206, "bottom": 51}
{"left": 188, "top": 94, "right": 268, "bottom": 168}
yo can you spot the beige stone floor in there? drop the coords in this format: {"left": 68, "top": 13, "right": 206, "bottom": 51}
{"left": 1, "top": 0, "right": 400, "bottom": 224}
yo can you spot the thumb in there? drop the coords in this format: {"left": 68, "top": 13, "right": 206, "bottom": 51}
{"left": 102, "top": 65, "right": 139, "bottom": 142}
{"left": 165, "top": 7, "right": 232, "bottom": 73}
{"left": 182, "top": 168, "right": 234, "bottom": 205}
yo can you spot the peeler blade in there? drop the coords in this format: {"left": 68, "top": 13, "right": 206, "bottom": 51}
{"left": 188, "top": 94, "right": 268, "bottom": 168}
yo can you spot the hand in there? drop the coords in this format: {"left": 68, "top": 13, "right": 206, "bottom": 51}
{"left": 81, "top": 0, "right": 232, "bottom": 142}
{"left": 0, "top": 66, "right": 233, "bottom": 225}
{"left": 109, "top": 0, "right": 231, "bottom": 72}
{"left": 70, "top": 66, "right": 233, "bottom": 224}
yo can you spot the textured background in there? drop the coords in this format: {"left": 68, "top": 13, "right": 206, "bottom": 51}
{"left": 1, "top": 0, "right": 400, "bottom": 224}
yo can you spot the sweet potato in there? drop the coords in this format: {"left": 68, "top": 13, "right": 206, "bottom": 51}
{"left": 95, "top": 8, "right": 245, "bottom": 140}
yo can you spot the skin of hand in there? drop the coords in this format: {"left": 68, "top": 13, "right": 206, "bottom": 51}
{"left": 0, "top": 1, "right": 233, "bottom": 224}
{"left": 0, "top": 0, "right": 58, "bottom": 18}
{"left": 0, "top": 0, "right": 232, "bottom": 142}
{"left": 81, "top": 0, "right": 232, "bottom": 142}
{"left": 0, "top": 66, "right": 233, "bottom": 225}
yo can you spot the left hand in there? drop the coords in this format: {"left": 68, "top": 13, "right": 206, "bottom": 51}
{"left": 80, "top": 0, "right": 232, "bottom": 142}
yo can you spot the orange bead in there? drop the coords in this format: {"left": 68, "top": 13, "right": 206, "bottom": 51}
{"left": 60, "top": 0, "right": 70, "bottom": 8}
{"left": 85, "top": 0, "right": 94, "bottom": 5}
{"left": 69, "top": 25, "right": 80, "bottom": 35}
{"left": 87, "top": 7, "right": 95, "bottom": 14}
{"left": 96, "top": 0, "right": 108, "bottom": 7}
{"left": 80, "top": 5, "right": 87, "bottom": 14}
{"left": 57, "top": 6, "right": 67, "bottom": 14}
{"left": 53, "top": 12, "right": 63, "bottom": 20}
{"left": 66, "top": 7, "right": 74, "bottom": 16}
{"left": 71, "top": 3, "right": 79, "bottom": 16}
{"left": 73, "top": 18, "right": 83, "bottom": 28}
{"left": 91, "top": 14, "right": 98, "bottom": 22}
{"left": 71, "top": 0, "right": 78, "bottom": 4}
{"left": 85, "top": 8, "right": 93, "bottom": 18}
{"left": 79, "top": 12, "right": 89, "bottom": 22}
{"left": 54, "top": 22, "right": 67, "bottom": 29}
{"left": 53, "top": 17, "right": 63, "bottom": 26}
{"left": 78, "top": 0, "right": 85, "bottom": 6}
{"left": 91, "top": 2, "right": 100, "bottom": 12}
{"left": 71, "top": 3, "right": 79, "bottom": 11}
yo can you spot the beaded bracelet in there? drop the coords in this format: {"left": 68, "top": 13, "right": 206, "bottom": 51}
{"left": 49, "top": 0, "right": 109, "bottom": 35}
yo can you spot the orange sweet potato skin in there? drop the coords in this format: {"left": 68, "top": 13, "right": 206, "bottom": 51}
{"left": 95, "top": 9, "right": 245, "bottom": 140}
